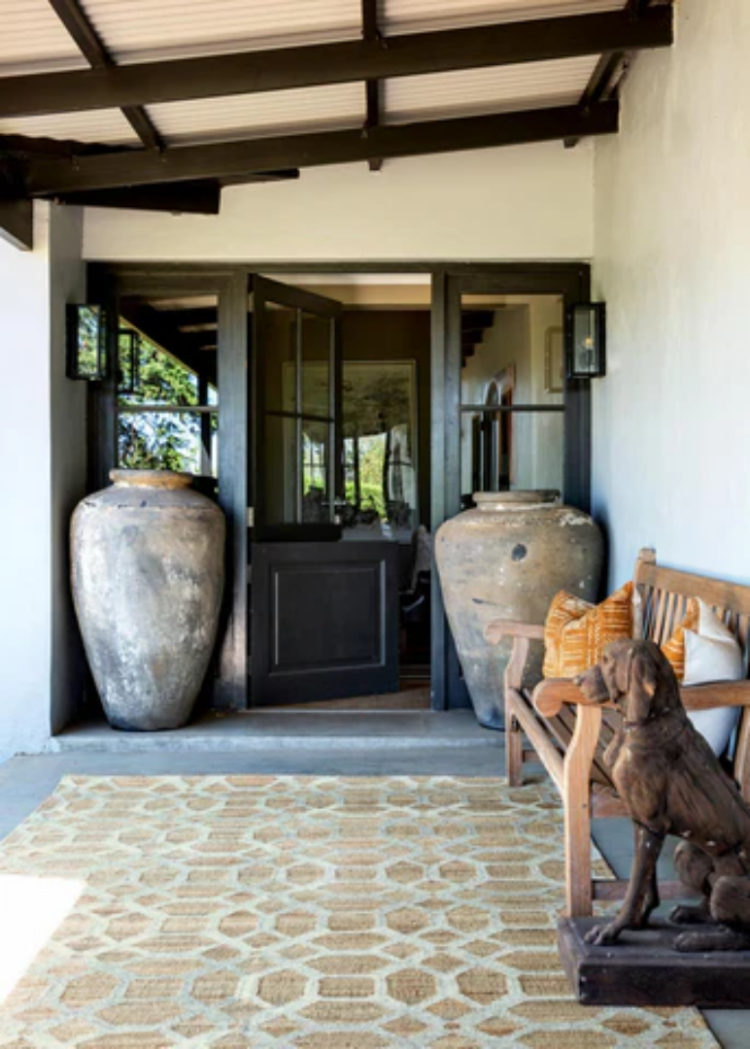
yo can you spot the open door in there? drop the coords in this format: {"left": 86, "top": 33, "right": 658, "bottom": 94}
{"left": 249, "top": 276, "right": 399, "bottom": 705}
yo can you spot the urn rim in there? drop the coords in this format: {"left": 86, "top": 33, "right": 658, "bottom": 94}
{"left": 472, "top": 489, "right": 561, "bottom": 511}
{"left": 109, "top": 468, "right": 194, "bottom": 490}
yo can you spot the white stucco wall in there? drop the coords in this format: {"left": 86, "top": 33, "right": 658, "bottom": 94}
{"left": 592, "top": 0, "right": 750, "bottom": 588}
{"left": 83, "top": 142, "right": 595, "bottom": 262}
{"left": 0, "top": 208, "right": 54, "bottom": 764}
{"left": 0, "top": 204, "right": 85, "bottom": 764}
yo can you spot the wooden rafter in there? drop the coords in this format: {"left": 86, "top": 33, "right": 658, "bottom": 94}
{"left": 47, "top": 0, "right": 163, "bottom": 150}
{"left": 23, "top": 102, "right": 619, "bottom": 195}
{"left": 566, "top": 0, "right": 665, "bottom": 148}
{"left": 362, "top": 0, "right": 382, "bottom": 173}
{"left": 0, "top": 199, "right": 33, "bottom": 250}
{"left": 2, "top": 8, "right": 673, "bottom": 119}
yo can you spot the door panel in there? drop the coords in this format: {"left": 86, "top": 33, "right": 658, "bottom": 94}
{"left": 251, "top": 542, "right": 399, "bottom": 705}
{"left": 250, "top": 276, "right": 399, "bottom": 704}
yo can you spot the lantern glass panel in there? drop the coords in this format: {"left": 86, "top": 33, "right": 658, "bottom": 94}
{"left": 67, "top": 304, "right": 106, "bottom": 380}
{"left": 572, "top": 306, "right": 599, "bottom": 376}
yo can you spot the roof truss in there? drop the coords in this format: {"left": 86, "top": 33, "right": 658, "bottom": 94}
{"left": 0, "top": 1, "right": 674, "bottom": 245}
{"left": 0, "top": 7, "right": 672, "bottom": 119}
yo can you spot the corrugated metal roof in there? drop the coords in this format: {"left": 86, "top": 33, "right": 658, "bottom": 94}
{"left": 385, "top": 56, "right": 598, "bottom": 123}
{"left": 380, "top": 0, "right": 624, "bottom": 35}
{"left": 0, "top": 109, "right": 140, "bottom": 145}
{"left": 0, "top": 0, "right": 87, "bottom": 76}
{"left": 148, "top": 83, "right": 365, "bottom": 146}
{"left": 82, "top": 0, "right": 363, "bottom": 64}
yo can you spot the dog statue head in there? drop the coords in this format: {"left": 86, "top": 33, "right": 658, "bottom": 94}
{"left": 575, "top": 639, "right": 682, "bottom": 725}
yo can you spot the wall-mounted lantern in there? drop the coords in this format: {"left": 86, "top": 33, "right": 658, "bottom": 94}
{"left": 565, "top": 303, "right": 606, "bottom": 379}
{"left": 66, "top": 304, "right": 107, "bottom": 380}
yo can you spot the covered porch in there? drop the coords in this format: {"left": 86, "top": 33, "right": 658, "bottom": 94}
{"left": 1, "top": 0, "right": 749, "bottom": 1044}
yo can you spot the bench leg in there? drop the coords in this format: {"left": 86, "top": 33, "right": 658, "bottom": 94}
{"left": 504, "top": 639, "right": 529, "bottom": 787}
{"left": 563, "top": 704, "right": 602, "bottom": 917}
{"left": 505, "top": 707, "right": 524, "bottom": 787}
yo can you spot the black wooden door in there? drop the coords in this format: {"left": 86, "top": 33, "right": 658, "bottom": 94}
{"left": 249, "top": 277, "right": 399, "bottom": 704}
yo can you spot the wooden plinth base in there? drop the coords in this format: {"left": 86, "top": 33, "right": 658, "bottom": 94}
{"left": 559, "top": 917, "right": 750, "bottom": 1008}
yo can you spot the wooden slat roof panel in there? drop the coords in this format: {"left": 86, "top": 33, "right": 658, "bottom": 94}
{"left": 81, "top": 0, "right": 364, "bottom": 64}
{"left": 146, "top": 84, "right": 366, "bottom": 146}
{"left": 380, "top": 0, "right": 625, "bottom": 34}
{"left": 0, "top": 0, "right": 87, "bottom": 75}
{"left": 384, "top": 55, "right": 599, "bottom": 122}
{"left": 0, "top": 109, "right": 141, "bottom": 146}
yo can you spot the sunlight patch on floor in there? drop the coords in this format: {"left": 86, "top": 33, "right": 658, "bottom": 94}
{"left": 0, "top": 874, "right": 85, "bottom": 1004}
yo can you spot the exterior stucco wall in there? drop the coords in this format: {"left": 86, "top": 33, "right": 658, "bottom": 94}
{"left": 592, "top": 0, "right": 750, "bottom": 588}
{"left": 0, "top": 203, "right": 85, "bottom": 763}
{"left": 83, "top": 142, "right": 595, "bottom": 262}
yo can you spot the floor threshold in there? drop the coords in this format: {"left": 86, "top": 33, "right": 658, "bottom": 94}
{"left": 50, "top": 711, "right": 503, "bottom": 754}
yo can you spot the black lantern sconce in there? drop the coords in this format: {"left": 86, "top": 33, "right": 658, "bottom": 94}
{"left": 565, "top": 303, "right": 606, "bottom": 379}
{"left": 66, "top": 304, "right": 107, "bottom": 380}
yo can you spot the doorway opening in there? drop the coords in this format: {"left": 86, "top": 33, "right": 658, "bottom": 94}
{"left": 80, "top": 262, "right": 590, "bottom": 733}
{"left": 248, "top": 273, "right": 433, "bottom": 712}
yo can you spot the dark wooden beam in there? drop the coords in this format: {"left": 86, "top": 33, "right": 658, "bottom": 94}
{"left": 0, "top": 198, "right": 33, "bottom": 250}
{"left": 159, "top": 307, "right": 218, "bottom": 329}
{"left": 53, "top": 180, "right": 222, "bottom": 215}
{"left": 25, "top": 102, "right": 619, "bottom": 195}
{"left": 566, "top": 0, "right": 665, "bottom": 148}
{"left": 362, "top": 0, "right": 382, "bottom": 174}
{"left": 462, "top": 310, "right": 495, "bottom": 329}
{"left": 47, "top": 0, "right": 163, "bottom": 150}
{"left": 3, "top": 9, "right": 673, "bottom": 118}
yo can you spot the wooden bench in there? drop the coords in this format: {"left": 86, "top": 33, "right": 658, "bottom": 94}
{"left": 486, "top": 548, "right": 750, "bottom": 917}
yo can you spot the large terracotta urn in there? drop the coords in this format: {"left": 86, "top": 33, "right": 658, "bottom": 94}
{"left": 435, "top": 491, "right": 603, "bottom": 730}
{"left": 71, "top": 470, "right": 225, "bottom": 730}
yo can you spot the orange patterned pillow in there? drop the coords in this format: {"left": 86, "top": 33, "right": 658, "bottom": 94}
{"left": 543, "top": 582, "right": 636, "bottom": 679}
{"left": 660, "top": 599, "right": 700, "bottom": 681}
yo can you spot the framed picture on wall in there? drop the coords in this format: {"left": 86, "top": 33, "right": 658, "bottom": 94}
{"left": 544, "top": 326, "right": 564, "bottom": 394}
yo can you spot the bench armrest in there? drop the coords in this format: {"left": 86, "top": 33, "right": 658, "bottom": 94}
{"left": 485, "top": 618, "right": 545, "bottom": 645}
{"left": 532, "top": 677, "right": 615, "bottom": 719}
{"left": 681, "top": 680, "right": 750, "bottom": 711}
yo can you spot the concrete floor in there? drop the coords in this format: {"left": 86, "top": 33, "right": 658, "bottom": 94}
{"left": 0, "top": 726, "right": 744, "bottom": 1048}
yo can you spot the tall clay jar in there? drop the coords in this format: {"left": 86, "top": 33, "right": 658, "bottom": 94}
{"left": 435, "top": 491, "right": 603, "bottom": 730}
{"left": 71, "top": 470, "right": 225, "bottom": 731}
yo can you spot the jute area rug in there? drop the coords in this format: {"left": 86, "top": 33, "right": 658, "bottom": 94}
{"left": 0, "top": 775, "right": 717, "bottom": 1049}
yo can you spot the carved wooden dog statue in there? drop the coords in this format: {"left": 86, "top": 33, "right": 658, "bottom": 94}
{"left": 576, "top": 638, "right": 750, "bottom": 952}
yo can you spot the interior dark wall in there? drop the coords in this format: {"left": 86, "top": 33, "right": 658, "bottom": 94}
{"left": 342, "top": 310, "right": 431, "bottom": 530}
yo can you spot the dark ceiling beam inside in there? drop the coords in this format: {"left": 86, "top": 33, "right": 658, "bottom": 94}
{"left": 121, "top": 303, "right": 217, "bottom": 385}
{"left": 362, "top": 0, "right": 382, "bottom": 174}
{"left": 159, "top": 307, "right": 219, "bottom": 329}
{"left": 3, "top": 9, "right": 672, "bottom": 118}
{"left": 47, "top": 0, "right": 163, "bottom": 150}
{"left": 25, "top": 102, "right": 620, "bottom": 195}
{"left": 0, "top": 198, "right": 33, "bottom": 250}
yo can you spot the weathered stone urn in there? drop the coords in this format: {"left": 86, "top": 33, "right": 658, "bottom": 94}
{"left": 71, "top": 470, "right": 225, "bottom": 731}
{"left": 435, "top": 491, "right": 603, "bottom": 730}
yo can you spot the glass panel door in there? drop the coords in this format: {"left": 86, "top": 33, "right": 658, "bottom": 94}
{"left": 251, "top": 277, "right": 342, "bottom": 540}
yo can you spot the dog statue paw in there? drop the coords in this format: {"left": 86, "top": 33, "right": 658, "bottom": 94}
{"left": 675, "top": 927, "right": 750, "bottom": 953}
{"left": 584, "top": 922, "right": 622, "bottom": 946}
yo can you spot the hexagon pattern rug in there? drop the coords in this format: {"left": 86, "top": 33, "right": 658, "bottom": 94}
{"left": 0, "top": 775, "right": 717, "bottom": 1048}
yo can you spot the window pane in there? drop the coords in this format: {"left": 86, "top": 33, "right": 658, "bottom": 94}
{"left": 460, "top": 296, "right": 565, "bottom": 409}
{"left": 341, "top": 361, "right": 417, "bottom": 540}
{"left": 461, "top": 409, "right": 563, "bottom": 501}
{"left": 118, "top": 411, "right": 217, "bottom": 477}
{"left": 302, "top": 419, "right": 330, "bottom": 523}
{"left": 263, "top": 414, "right": 298, "bottom": 525}
{"left": 117, "top": 293, "right": 218, "bottom": 408}
{"left": 301, "top": 312, "right": 331, "bottom": 418}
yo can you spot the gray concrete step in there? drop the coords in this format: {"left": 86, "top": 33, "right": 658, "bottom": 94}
{"left": 50, "top": 710, "right": 503, "bottom": 753}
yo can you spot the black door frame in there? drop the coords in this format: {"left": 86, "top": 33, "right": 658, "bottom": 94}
{"left": 88, "top": 261, "right": 591, "bottom": 714}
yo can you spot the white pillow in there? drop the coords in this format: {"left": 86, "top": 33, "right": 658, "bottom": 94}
{"left": 684, "top": 600, "right": 744, "bottom": 755}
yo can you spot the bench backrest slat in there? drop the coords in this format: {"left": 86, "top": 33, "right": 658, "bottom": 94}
{"left": 635, "top": 549, "right": 750, "bottom": 666}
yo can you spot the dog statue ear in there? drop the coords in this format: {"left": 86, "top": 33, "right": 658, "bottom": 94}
{"left": 627, "top": 646, "right": 659, "bottom": 722}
